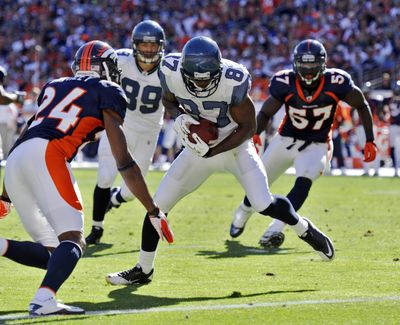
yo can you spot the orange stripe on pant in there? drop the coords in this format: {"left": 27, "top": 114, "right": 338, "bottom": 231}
{"left": 45, "top": 141, "right": 83, "bottom": 211}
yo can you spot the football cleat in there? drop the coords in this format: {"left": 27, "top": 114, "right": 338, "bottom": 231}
{"left": 299, "top": 218, "right": 335, "bottom": 261}
{"left": 106, "top": 264, "right": 153, "bottom": 285}
{"left": 29, "top": 297, "right": 85, "bottom": 316}
{"left": 259, "top": 231, "right": 285, "bottom": 248}
{"left": 85, "top": 226, "right": 104, "bottom": 245}
{"left": 230, "top": 203, "right": 254, "bottom": 238}
{"left": 105, "top": 187, "right": 121, "bottom": 213}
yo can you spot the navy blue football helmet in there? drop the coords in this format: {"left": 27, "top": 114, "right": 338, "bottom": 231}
{"left": 72, "top": 40, "right": 121, "bottom": 84}
{"left": 181, "top": 36, "right": 222, "bottom": 98}
{"left": 293, "top": 39, "right": 327, "bottom": 86}
{"left": 131, "top": 20, "right": 165, "bottom": 64}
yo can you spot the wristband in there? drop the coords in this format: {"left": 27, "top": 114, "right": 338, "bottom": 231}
{"left": 117, "top": 160, "right": 136, "bottom": 172}
{"left": 149, "top": 207, "right": 160, "bottom": 216}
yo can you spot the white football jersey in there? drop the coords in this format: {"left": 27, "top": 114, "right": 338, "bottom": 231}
{"left": 117, "top": 49, "right": 164, "bottom": 132}
{"left": 159, "top": 53, "right": 251, "bottom": 145}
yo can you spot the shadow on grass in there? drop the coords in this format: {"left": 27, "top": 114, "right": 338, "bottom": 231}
{"left": 83, "top": 243, "right": 139, "bottom": 258}
{"left": 196, "top": 240, "right": 295, "bottom": 259}
{"left": 0, "top": 285, "right": 317, "bottom": 322}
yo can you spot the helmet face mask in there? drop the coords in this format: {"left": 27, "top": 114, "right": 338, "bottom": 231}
{"left": 72, "top": 41, "right": 121, "bottom": 84}
{"left": 181, "top": 36, "right": 222, "bottom": 98}
{"left": 293, "top": 39, "right": 327, "bottom": 86}
{"left": 131, "top": 20, "right": 165, "bottom": 64}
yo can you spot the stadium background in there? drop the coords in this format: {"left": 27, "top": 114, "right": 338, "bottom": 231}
{"left": 0, "top": 0, "right": 398, "bottom": 173}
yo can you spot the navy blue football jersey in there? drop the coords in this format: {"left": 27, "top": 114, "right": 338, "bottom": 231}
{"left": 269, "top": 68, "right": 355, "bottom": 142}
{"left": 14, "top": 76, "right": 127, "bottom": 160}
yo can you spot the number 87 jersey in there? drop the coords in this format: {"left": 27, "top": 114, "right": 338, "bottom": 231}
{"left": 159, "top": 53, "right": 251, "bottom": 145}
{"left": 271, "top": 68, "right": 355, "bottom": 143}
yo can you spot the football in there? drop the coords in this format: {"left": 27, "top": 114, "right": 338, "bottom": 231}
{"left": 188, "top": 118, "right": 218, "bottom": 144}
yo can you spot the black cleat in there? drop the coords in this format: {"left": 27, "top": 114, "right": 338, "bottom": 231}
{"left": 85, "top": 226, "right": 103, "bottom": 245}
{"left": 105, "top": 187, "right": 121, "bottom": 213}
{"left": 259, "top": 231, "right": 285, "bottom": 248}
{"left": 106, "top": 264, "right": 153, "bottom": 285}
{"left": 299, "top": 218, "right": 335, "bottom": 261}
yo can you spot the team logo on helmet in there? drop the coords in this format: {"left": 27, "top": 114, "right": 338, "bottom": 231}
{"left": 72, "top": 40, "right": 121, "bottom": 84}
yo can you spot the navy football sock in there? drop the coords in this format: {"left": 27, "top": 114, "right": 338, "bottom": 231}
{"left": 260, "top": 195, "right": 299, "bottom": 225}
{"left": 243, "top": 195, "right": 252, "bottom": 208}
{"left": 141, "top": 213, "right": 160, "bottom": 252}
{"left": 286, "top": 177, "right": 312, "bottom": 211}
{"left": 41, "top": 241, "right": 82, "bottom": 293}
{"left": 3, "top": 240, "right": 50, "bottom": 269}
{"left": 93, "top": 185, "right": 110, "bottom": 222}
{"left": 115, "top": 190, "right": 126, "bottom": 204}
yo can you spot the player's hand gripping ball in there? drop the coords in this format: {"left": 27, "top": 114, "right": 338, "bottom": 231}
{"left": 188, "top": 118, "right": 218, "bottom": 144}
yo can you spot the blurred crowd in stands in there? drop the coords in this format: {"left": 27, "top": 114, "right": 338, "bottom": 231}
{"left": 0, "top": 0, "right": 399, "bottom": 175}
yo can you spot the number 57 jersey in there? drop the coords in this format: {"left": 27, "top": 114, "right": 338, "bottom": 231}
{"left": 271, "top": 68, "right": 355, "bottom": 143}
{"left": 159, "top": 53, "right": 251, "bottom": 145}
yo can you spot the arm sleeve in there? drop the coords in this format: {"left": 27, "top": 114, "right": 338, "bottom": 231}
{"left": 98, "top": 82, "right": 127, "bottom": 120}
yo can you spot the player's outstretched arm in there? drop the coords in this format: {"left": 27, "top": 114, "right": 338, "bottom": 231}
{"left": 344, "top": 86, "right": 377, "bottom": 162}
{"left": 103, "top": 109, "right": 173, "bottom": 242}
{"left": 103, "top": 109, "right": 157, "bottom": 213}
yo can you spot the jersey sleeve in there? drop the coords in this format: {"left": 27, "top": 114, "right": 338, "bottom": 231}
{"left": 231, "top": 74, "right": 251, "bottom": 105}
{"left": 98, "top": 81, "right": 127, "bottom": 120}
{"left": 326, "top": 69, "right": 355, "bottom": 100}
{"left": 268, "top": 71, "right": 291, "bottom": 102}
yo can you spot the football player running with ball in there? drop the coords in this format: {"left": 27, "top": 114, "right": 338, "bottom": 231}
{"left": 106, "top": 36, "right": 335, "bottom": 286}
{"left": 86, "top": 20, "right": 167, "bottom": 245}
{"left": 230, "top": 39, "right": 377, "bottom": 248}
{"left": 0, "top": 41, "right": 171, "bottom": 316}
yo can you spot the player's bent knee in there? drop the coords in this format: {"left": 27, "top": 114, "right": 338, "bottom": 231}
{"left": 58, "top": 231, "right": 86, "bottom": 252}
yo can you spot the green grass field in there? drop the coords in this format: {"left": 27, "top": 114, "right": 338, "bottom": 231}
{"left": 0, "top": 170, "right": 399, "bottom": 324}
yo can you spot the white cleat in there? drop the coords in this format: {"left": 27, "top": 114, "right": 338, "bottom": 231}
{"left": 29, "top": 297, "right": 85, "bottom": 316}
{"left": 230, "top": 203, "right": 254, "bottom": 238}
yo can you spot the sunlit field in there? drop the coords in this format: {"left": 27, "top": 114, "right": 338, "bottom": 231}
{"left": 0, "top": 169, "right": 399, "bottom": 324}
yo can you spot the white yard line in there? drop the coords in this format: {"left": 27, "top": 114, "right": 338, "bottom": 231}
{"left": 1, "top": 296, "right": 399, "bottom": 321}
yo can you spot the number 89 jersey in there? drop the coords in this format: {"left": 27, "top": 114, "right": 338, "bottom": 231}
{"left": 159, "top": 53, "right": 251, "bottom": 145}
{"left": 117, "top": 49, "right": 164, "bottom": 132}
{"left": 271, "top": 68, "right": 355, "bottom": 142}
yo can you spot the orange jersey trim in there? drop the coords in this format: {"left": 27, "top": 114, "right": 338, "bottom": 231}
{"left": 295, "top": 76, "right": 325, "bottom": 103}
{"left": 45, "top": 142, "right": 83, "bottom": 211}
{"left": 50, "top": 116, "right": 103, "bottom": 160}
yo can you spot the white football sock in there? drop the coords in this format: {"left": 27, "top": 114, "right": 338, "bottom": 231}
{"left": 267, "top": 219, "right": 286, "bottom": 233}
{"left": 138, "top": 249, "right": 156, "bottom": 274}
{"left": 290, "top": 216, "right": 308, "bottom": 236}
{"left": 92, "top": 221, "right": 104, "bottom": 228}
{"left": 34, "top": 287, "right": 55, "bottom": 302}
{"left": 0, "top": 238, "right": 8, "bottom": 256}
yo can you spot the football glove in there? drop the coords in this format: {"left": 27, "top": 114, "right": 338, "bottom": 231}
{"left": 252, "top": 134, "right": 262, "bottom": 153}
{"left": 173, "top": 114, "right": 199, "bottom": 139}
{"left": 0, "top": 196, "right": 12, "bottom": 219}
{"left": 180, "top": 133, "right": 210, "bottom": 157}
{"left": 363, "top": 141, "right": 377, "bottom": 162}
{"left": 149, "top": 208, "right": 174, "bottom": 243}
